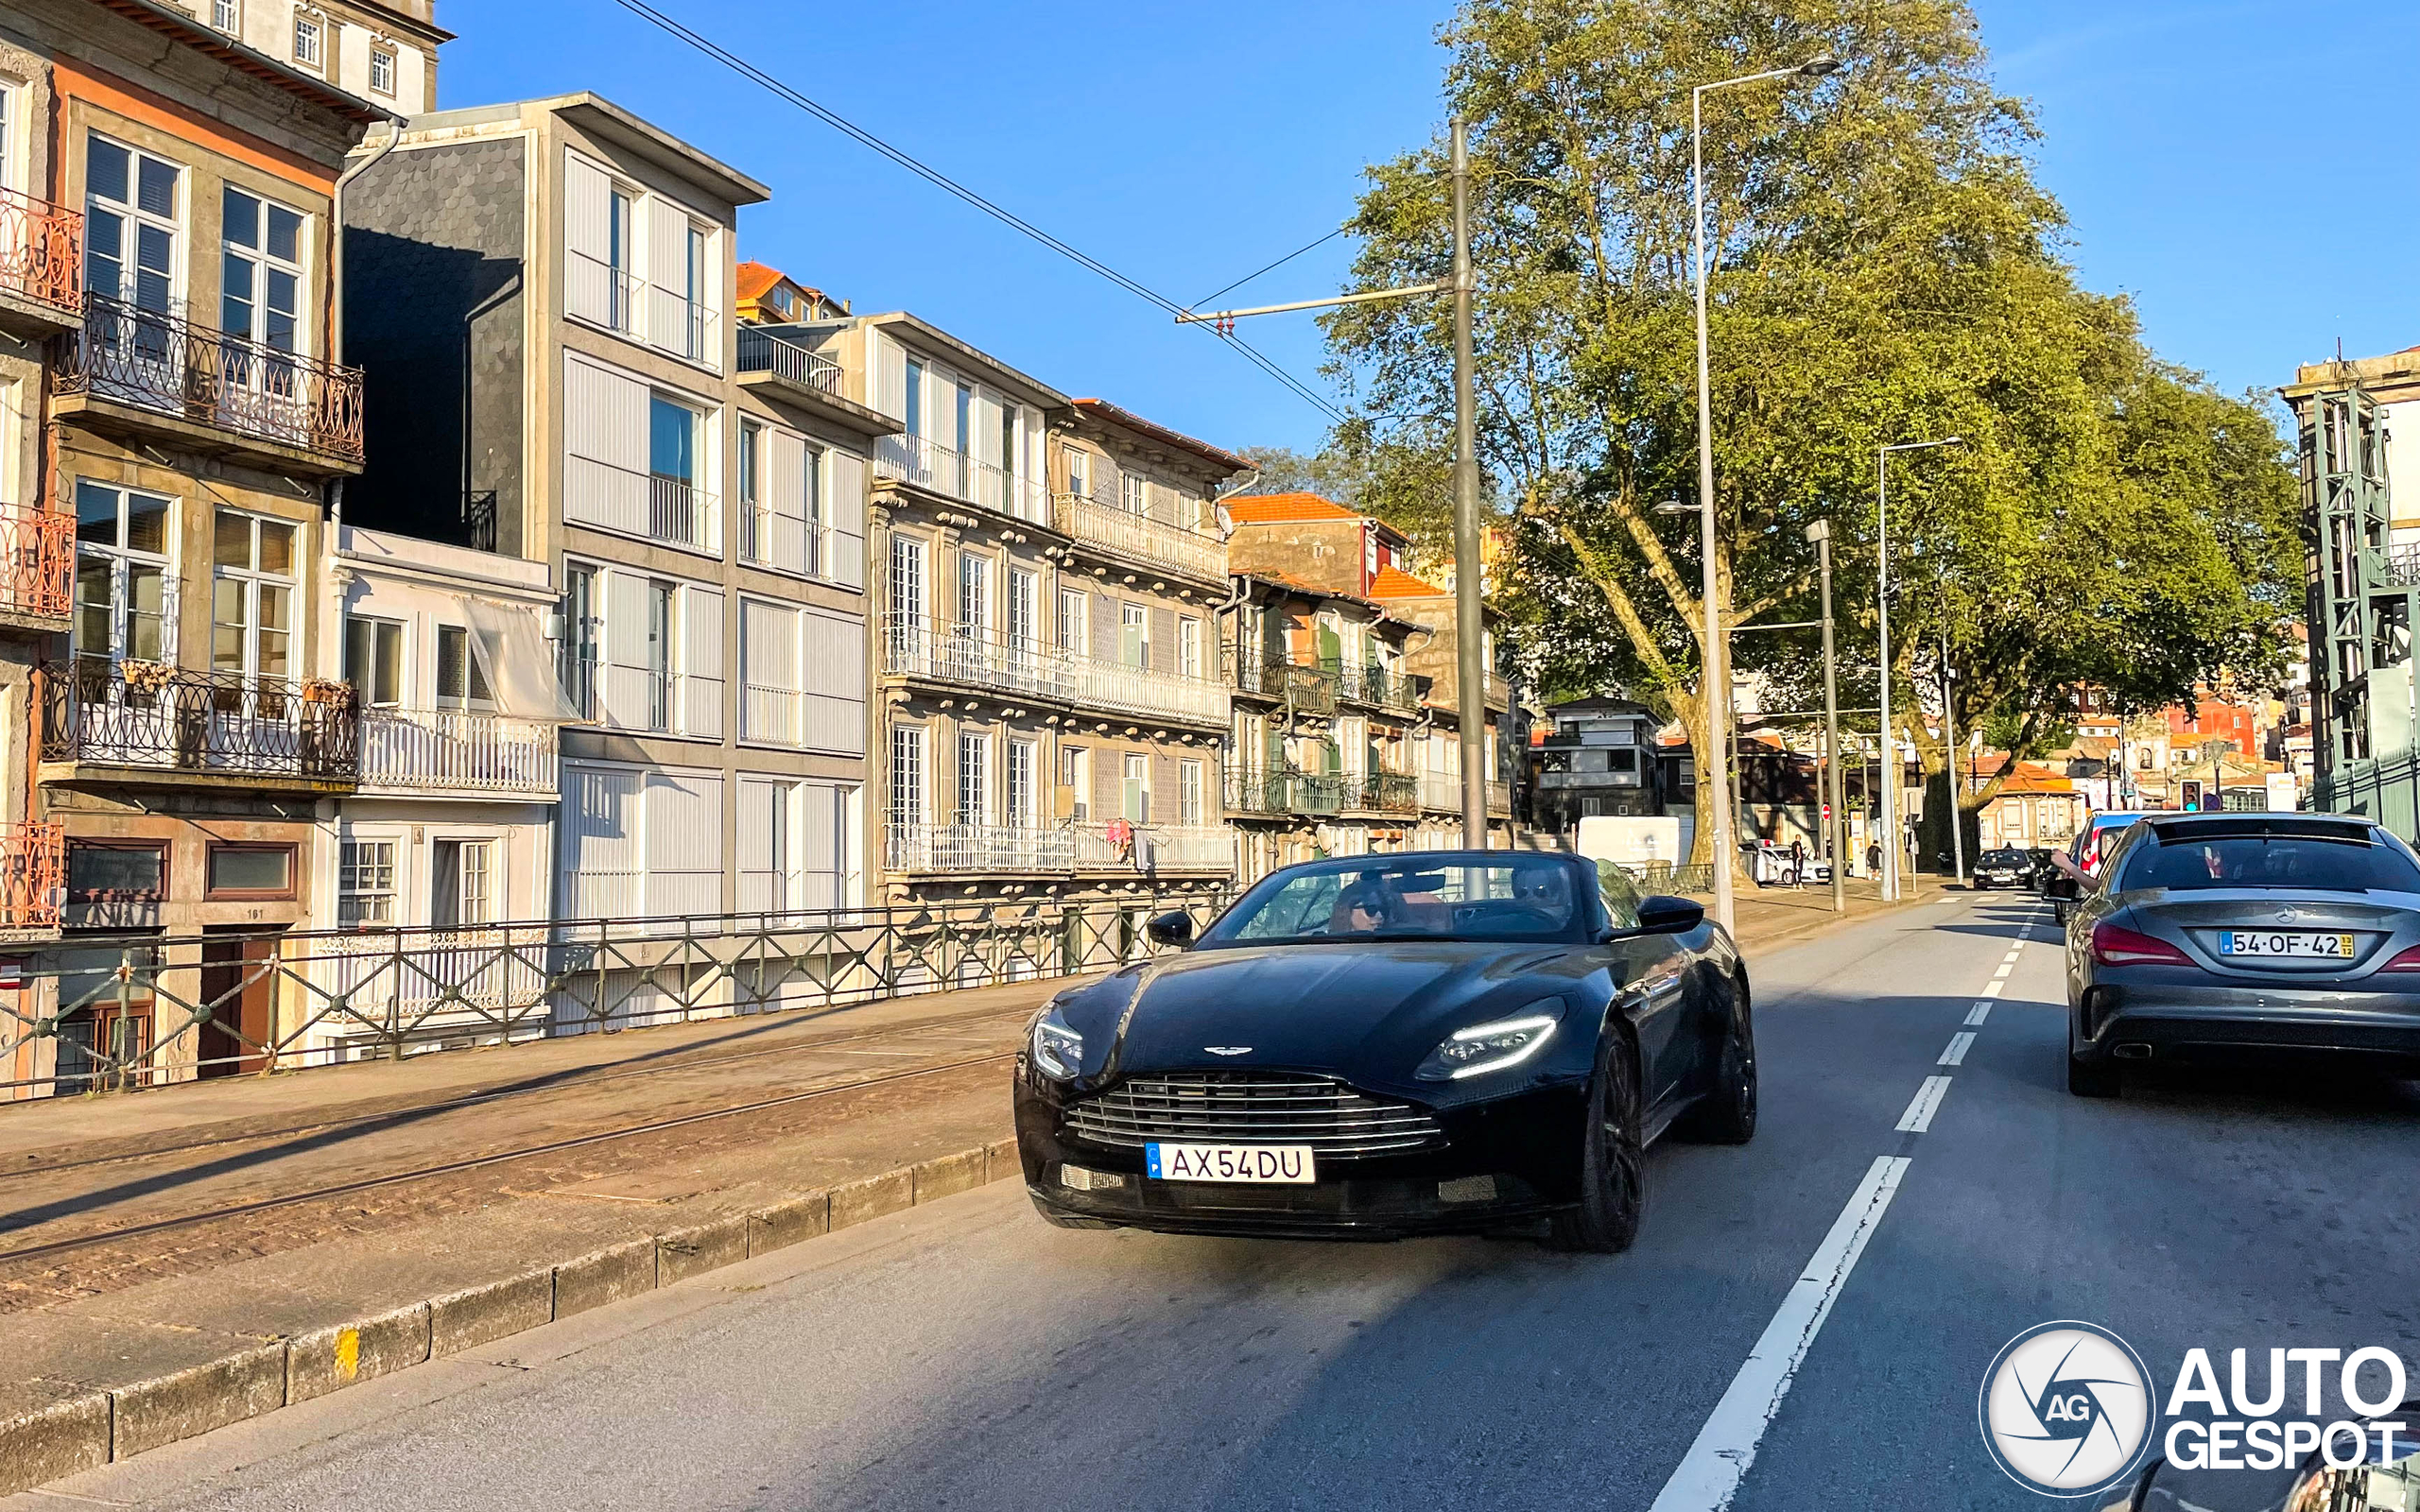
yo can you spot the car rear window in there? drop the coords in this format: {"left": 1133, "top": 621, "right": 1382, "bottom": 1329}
{"left": 2117, "top": 834, "right": 2420, "bottom": 894}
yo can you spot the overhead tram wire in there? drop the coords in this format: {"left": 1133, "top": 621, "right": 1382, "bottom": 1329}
{"left": 1193, "top": 226, "right": 1346, "bottom": 310}
{"left": 603, "top": 0, "right": 1349, "bottom": 423}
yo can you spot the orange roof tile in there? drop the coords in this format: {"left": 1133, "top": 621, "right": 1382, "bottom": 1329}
{"left": 1227, "top": 492, "right": 1360, "bottom": 524}
{"left": 1067, "top": 399, "right": 1253, "bottom": 474}
{"left": 736, "top": 261, "right": 784, "bottom": 302}
{"left": 1368, "top": 565, "right": 1445, "bottom": 598}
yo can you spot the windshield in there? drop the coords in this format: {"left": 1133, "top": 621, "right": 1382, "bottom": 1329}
{"left": 2117, "top": 834, "right": 2420, "bottom": 893}
{"left": 1201, "top": 856, "right": 1584, "bottom": 946}
{"left": 1981, "top": 850, "right": 2026, "bottom": 865}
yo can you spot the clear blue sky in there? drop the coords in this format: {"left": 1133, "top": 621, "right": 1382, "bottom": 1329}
{"left": 439, "top": 0, "right": 2420, "bottom": 455}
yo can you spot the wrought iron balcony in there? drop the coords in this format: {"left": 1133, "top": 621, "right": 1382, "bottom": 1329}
{"left": 54, "top": 294, "right": 365, "bottom": 466}
{"left": 43, "top": 661, "right": 359, "bottom": 785}
{"left": 358, "top": 706, "right": 557, "bottom": 796}
{"left": 0, "top": 187, "right": 80, "bottom": 326}
{"left": 0, "top": 502, "right": 73, "bottom": 623}
{"left": 1075, "top": 822, "right": 1232, "bottom": 872}
{"left": 1340, "top": 772, "right": 1421, "bottom": 815}
{"left": 1052, "top": 490, "right": 1225, "bottom": 584}
{"left": 1233, "top": 655, "right": 1339, "bottom": 715}
{"left": 0, "top": 820, "right": 63, "bottom": 934}
{"left": 736, "top": 326, "right": 842, "bottom": 395}
{"left": 1331, "top": 661, "right": 1420, "bottom": 714}
{"left": 884, "top": 616, "right": 1072, "bottom": 700}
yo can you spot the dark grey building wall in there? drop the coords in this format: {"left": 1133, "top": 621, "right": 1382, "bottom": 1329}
{"left": 343, "top": 137, "right": 527, "bottom": 555}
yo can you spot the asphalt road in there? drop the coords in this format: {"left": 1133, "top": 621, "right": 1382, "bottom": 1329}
{"left": 21, "top": 888, "right": 2420, "bottom": 1512}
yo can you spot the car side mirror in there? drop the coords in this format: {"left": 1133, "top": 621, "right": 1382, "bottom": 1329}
{"left": 1146, "top": 909, "right": 1194, "bottom": 947}
{"left": 1636, "top": 895, "right": 1704, "bottom": 935}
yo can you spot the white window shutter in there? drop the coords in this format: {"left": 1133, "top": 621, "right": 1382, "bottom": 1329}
{"left": 870, "top": 329, "right": 907, "bottom": 421}
{"left": 602, "top": 570, "right": 651, "bottom": 729}
{"left": 563, "top": 152, "right": 613, "bottom": 325}
{"left": 740, "top": 598, "right": 799, "bottom": 745}
{"left": 828, "top": 449, "right": 866, "bottom": 588}
{"left": 799, "top": 782, "right": 839, "bottom": 912}
{"left": 737, "top": 778, "right": 775, "bottom": 876}
{"left": 564, "top": 354, "right": 648, "bottom": 535}
{"left": 769, "top": 428, "right": 809, "bottom": 575}
{"left": 644, "top": 771, "right": 724, "bottom": 916}
{"left": 799, "top": 607, "right": 865, "bottom": 757}
{"left": 682, "top": 584, "right": 725, "bottom": 739}
{"left": 646, "top": 198, "right": 692, "bottom": 357}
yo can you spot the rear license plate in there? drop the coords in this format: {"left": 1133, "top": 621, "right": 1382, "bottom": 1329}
{"left": 1145, "top": 1143, "right": 1316, "bottom": 1184}
{"left": 2218, "top": 931, "right": 2356, "bottom": 959}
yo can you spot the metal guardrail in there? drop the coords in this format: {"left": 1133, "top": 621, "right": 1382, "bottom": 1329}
{"left": 0, "top": 185, "right": 79, "bottom": 314}
{"left": 0, "top": 892, "right": 1236, "bottom": 1099}
{"left": 43, "top": 661, "right": 360, "bottom": 782}
{"left": 56, "top": 293, "right": 364, "bottom": 463}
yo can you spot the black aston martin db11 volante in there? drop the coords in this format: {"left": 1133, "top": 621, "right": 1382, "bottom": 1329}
{"left": 1013, "top": 850, "right": 1754, "bottom": 1251}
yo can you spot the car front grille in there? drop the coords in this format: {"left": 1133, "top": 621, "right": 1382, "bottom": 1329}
{"left": 1064, "top": 1072, "right": 1444, "bottom": 1157}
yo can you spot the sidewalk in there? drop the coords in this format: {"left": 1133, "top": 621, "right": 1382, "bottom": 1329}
{"left": 0, "top": 880, "right": 1943, "bottom": 1493}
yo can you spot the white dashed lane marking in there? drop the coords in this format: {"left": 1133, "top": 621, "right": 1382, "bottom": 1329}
{"left": 1939, "top": 1032, "right": 1975, "bottom": 1067}
{"left": 1965, "top": 1003, "right": 1992, "bottom": 1026}
{"left": 1896, "top": 1075, "right": 1953, "bottom": 1133}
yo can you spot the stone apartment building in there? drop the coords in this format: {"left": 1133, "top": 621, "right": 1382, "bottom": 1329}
{"left": 339, "top": 94, "right": 875, "bottom": 928}
{"left": 0, "top": 0, "right": 392, "bottom": 1092}
{"left": 757, "top": 313, "right": 1245, "bottom": 914}
{"left": 1222, "top": 493, "right": 1513, "bottom": 873}
{"left": 190, "top": 0, "right": 443, "bottom": 115}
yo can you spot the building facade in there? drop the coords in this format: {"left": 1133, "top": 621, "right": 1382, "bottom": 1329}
{"left": 193, "top": 0, "right": 444, "bottom": 115}
{"left": 341, "top": 94, "right": 873, "bottom": 925}
{"left": 0, "top": 0, "right": 388, "bottom": 1091}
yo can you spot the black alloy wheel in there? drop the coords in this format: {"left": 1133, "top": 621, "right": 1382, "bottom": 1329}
{"left": 1677, "top": 984, "right": 1757, "bottom": 1144}
{"left": 2066, "top": 1020, "right": 2121, "bottom": 1098}
{"left": 1550, "top": 1029, "right": 1646, "bottom": 1253}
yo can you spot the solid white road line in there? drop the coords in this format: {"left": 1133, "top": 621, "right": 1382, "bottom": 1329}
{"left": 1939, "top": 1032, "right": 1975, "bottom": 1067}
{"left": 1965, "top": 1003, "right": 1992, "bottom": 1026}
{"left": 1646, "top": 1156, "right": 1913, "bottom": 1512}
{"left": 1895, "top": 1075, "right": 1952, "bottom": 1133}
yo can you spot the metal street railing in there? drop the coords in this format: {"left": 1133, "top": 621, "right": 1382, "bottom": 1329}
{"left": 358, "top": 706, "right": 556, "bottom": 796}
{"left": 55, "top": 293, "right": 365, "bottom": 463}
{"left": 43, "top": 661, "right": 359, "bottom": 782}
{"left": 1051, "top": 490, "right": 1225, "bottom": 582}
{"left": 0, "top": 186, "right": 80, "bottom": 314}
{"left": 0, "top": 892, "right": 1236, "bottom": 1099}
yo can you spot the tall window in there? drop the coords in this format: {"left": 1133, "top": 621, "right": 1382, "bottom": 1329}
{"left": 293, "top": 11, "right": 323, "bottom": 67}
{"left": 1119, "top": 603, "right": 1148, "bottom": 668}
{"left": 904, "top": 358, "right": 924, "bottom": 438}
{"left": 1178, "top": 616, "right": 1202, "bottom": 680}
{"left": 560, "top": 563, "right": 599, "bottom": 717}
{"left": 803, "top": 441, "right": 824, "bottom": 576}
{"left": 737, "top": 419, "right": 765, "bottom": 562}
{"left": 221, "top": 186, "right": 304, "bottom": 355}
{"left": 958, "top": 553, "right": 990, "bottom": 632}
{"left": 682, "top": 223, "right": 708, "bottom": 360}
{"left": 957, "top": 731, "right": 990, "bottom": 825}
{"left": 606, "top": 188, "right": 633, "bottom": 330}
{"left": 645, "top": 578, "right": 675, "bottom": 730}
{"left": 890, "top": 536, "right": 926, "bottom": 627}
{"left": 1007, "top": 740, "right": 1036, "bottom": 829}
{"left": 1057, "top": 588, "right": 1087, "bottom": 654}
{"left": 74, "top": 482, "right": 169, "bottom": 663}
{"left": 1121, "top": 472, "right": 1147, "bottom": 515}
{"left": 1122, "top": 753, "right": 1150, "bottom": 822}
{"left": 210, "top": 512, "right": 296, "bottom": 681}
{"left": 343, "top": 616, "right": 402, "bottom": 707}
{"left": 211, "top": 0, "right": 240, "bottom": 32}
{"left": 1180, "top": 760, "right": 1204, "bottom": 826}
{"left": 648, "top": 394, "right": 700, "bottom": 545}
{"left": 85, "top": 135, "right": 179, "bottom": 314}
{"left": 368, "top": 44, "right": 396, "bottom": 97}
{"left": 1060, "top": 745, "right": 1091, "bottom": 822}
{"left": 432, "top": 838, "right": 493, "bottom": 928}
{"left": 338, "top": 839, "right": 395, "bottom": 926}
{"left": 435, "top": 625, "right": 494, "bottom": 710}
{"left": 890, "top": 726, "right": 927, "bottom": 828}
{"left": 1066, "top": 448, "right": 1092, "bottom": 501}
{"left": 1007, "top": 569, "right": 1037, "bottom": 649}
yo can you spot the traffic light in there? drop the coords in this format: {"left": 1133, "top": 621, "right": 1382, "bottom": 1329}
{"left": 2179, "top": 780, "right": 2203, "bottom": 811}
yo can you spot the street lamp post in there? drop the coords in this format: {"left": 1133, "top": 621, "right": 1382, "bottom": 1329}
{"left": 1875, "top": 435, "right": 1962, "bottom": 901}
{"left": 1807, "top": 519, "right": 1845, "bottom": 911}
{"left": 1688, "top": 52, "right": 1838, "bottom": 932}
{"left": 1941, "top": 632, "right": 1964, "bottom": 885}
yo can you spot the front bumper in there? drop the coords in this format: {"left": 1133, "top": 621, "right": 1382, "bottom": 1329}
{"left": 2074, "top": 977, "right": 2420, "bottom": 1068}
{"left": 1013, "top": 1074, "right": 1588, "bottom": 1239}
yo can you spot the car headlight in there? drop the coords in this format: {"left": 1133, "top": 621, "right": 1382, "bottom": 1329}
{"left": 1028, "top": 1007, "right": 1083, "bottom": 1081}
{"left": 1416, "top": 998, "right": 1565, "bottom": 1081}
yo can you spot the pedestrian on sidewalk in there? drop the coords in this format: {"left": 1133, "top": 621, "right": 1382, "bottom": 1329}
{"left": 1866, "top": 840, "right": 1882, "bottom": 878}
{"left": 1789, "top": 838, "right": 1807, "bottom": 889}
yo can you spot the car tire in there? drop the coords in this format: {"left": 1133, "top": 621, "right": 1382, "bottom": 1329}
{"left": 1028, "top": 1194, "right": 1118, "bottom": 1230}
{"left": 1676, "top": 985, "right": 1756, "bottom": 1145}
{"left": 1549, "top": 1030, "right": 1646, "bottom": 1254}
{"left": 2066, "top": 1023, "right": 2120, "bottom": 1098}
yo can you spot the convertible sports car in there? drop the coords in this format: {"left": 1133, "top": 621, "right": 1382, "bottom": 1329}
{"left": 1013, "top": 850, "right": 1753, "bottom": 1251}
{"left": 2065, "top": 812, "right": 2420, "bottom": 1096}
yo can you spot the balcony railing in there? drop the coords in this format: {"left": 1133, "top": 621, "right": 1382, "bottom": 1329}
{"left": 563, "top": 454, "right": 721, "bottom": 554}
{"left": 1052, "top": 490, "right": 1225, "bottom": 583}
{"left": 1075, "top": 822, "right": 1232, "bottom": 871}
{"left": 0, "top": 187, "right": 80, "bottom": 314}
{"left": 882, "top": 616, "right": 1228, "bottom": 725}
{"left": 736, "top": 326, "right": 842, "bottom": 395}
{"left": 873, "top": 433, "right": 1048, "bottom": 524}
{"left": 0, "top": 821, "right": 63, "bottom": 933}
{"left": 741, "top": 681, "right": 862, "bottom": 751}
{"left": 55, "top": 294, "right": 364, "bottom": 464}
{"left": 358, "top": 706, "right": 557, "bottom": 796}
{"left": 887, "top": 822, "right": 1073, "bottom": 873}
{"left": 567, "top": 250, "right": 713, "bottom": 366}
{"left": 1332, "top": 661, "right": 1420, "bottom": 713}
{"left": 1340, "top": 772, "right": 1421, "bottom": 814}
{"left": 0, "top": 502, "right": 73, "bottom": 620}
{"left": 1419, "top": 769, "right": 1461, "bottom": 811}
{"left": 43, "top": 661, "right": 359, "bottom": 782}
{"left": 1489, "top": 779, "right": 1512, "bottom": 814}
{"left": 1234, "top": 655, "right": 1340, "bottom": 715}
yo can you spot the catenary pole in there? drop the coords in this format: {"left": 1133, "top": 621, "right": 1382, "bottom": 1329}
{"left": 1452, "top": 117, "right": 1487, "bottom": 849}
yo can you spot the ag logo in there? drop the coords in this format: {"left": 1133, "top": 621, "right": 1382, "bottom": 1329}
{"left": 1979, "top": 1321, "right": 2154, "bottom": 1498}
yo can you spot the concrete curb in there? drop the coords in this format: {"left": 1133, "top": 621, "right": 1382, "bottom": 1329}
{"left": 0, "top": 1140, "right": 1026, "bottom": 1497}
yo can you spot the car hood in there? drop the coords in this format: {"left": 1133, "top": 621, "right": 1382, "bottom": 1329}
{"left": 1070, "top": 940, "right": 1570, "bottom": 1088}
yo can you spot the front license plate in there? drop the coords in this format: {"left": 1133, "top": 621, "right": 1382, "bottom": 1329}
{"left": 1145, "top": 1143, "right": 1317, "bottom": 1184}
{"left": 2219, "top": 931, "right": 2356, "bottom": 959}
